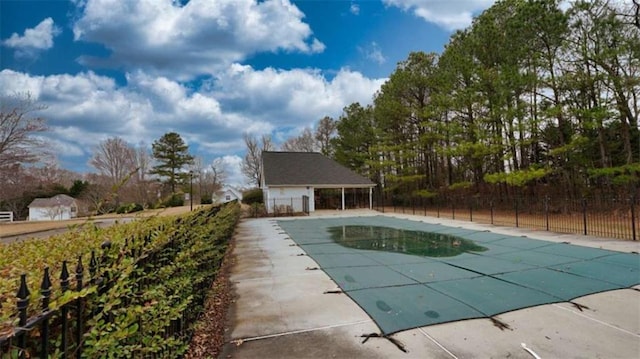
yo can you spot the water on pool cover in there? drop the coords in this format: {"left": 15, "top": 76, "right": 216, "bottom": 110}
{"left": 328, "top": 225, "right": 487, "bottom": 258}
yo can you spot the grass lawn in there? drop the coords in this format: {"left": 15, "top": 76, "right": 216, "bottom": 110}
{"left": 0, "top": 205, "right": 204, "bottom": 237}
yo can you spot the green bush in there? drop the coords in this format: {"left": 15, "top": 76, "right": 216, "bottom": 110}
{"left": 242, "top": 188, "right": 263, "bottom": 205}
{"left": 116, "top": 203, "right": 144, "bottom": 214}
{"left": 201, "top": 197, "right": 213, "bottom": 205}
{"left": 163, "top": 193, "right": 185, "bottom": 207}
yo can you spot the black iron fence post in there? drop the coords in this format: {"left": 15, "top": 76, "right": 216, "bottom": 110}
{"left": 469, "top": 200, "right": 473, "bottom": 222}
{"left": 631, "top": 194, "right": 637, "bottom": 241}
{"left": 582, "top": 197, "right": 587, "bottom": 236}
{"left": 16, "top": 274, "right": 29, "bottom": 359}
{"left": 40, "top": 268, "right": 52, "bottom": 358}
{"left": 424, "top": 198, "right": 427, "bottom": 216}
{"left": 545, "top": 196, "right": 549, "bottom": 231}
{"left": 515, "top": 198, "right": 519, "bottom": 228}
{"left": 60, "top": 261, "right": 70, "bottom": 355}
{"left": 452, "top": 201, "right": 455, "bottom": 220}
{"left": 75, "top": 256, "right": 84, "bottom": 359}
{"left": 490, "top": 200, "right": 494, "bottom": 225}
{"left": 89, "top": 251, "right": 97, "bottom": 286}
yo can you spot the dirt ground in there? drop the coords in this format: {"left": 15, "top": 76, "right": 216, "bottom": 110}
{"left": 0, "top": 205, "right": 203, "bottom": 237}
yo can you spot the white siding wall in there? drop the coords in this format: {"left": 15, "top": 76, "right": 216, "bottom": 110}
{"left": 264, "top": 186, "right": 314, "bottom": 213}
{"left": 29, "top": 206, "right": 73, "bottom": 221}
{"left": 222, "top": 190, "right": 239, "bottom": 203}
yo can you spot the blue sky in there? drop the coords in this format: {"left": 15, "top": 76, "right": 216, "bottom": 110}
{"left": 1, "top": 0, "right": 494, "bottom": 185}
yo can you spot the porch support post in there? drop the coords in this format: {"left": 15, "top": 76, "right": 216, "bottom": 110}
{"left": 341, "top": 187, "right": 345, "bottom": 211}
{"left": 369, "top": 187, "right": 373, "bottom": 210}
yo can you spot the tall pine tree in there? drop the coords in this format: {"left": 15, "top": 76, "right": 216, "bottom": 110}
{"left": 151, "top": 132, "right": 194, "bottom": 194}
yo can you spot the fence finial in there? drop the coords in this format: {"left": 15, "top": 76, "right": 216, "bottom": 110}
{"left": 76, "top": 255, "right": 84, "bottom": 290}
{"left": 60, "top": 260, "right": 70, "bottom": 291}
{"left": 17, "top": 274, "right": 30, "bottom": 300}
{"left": 89, "top": 251, "right": 98, "bottom": 285}
{"left": 41, "top": 267, "right": 52, "bottom": 295}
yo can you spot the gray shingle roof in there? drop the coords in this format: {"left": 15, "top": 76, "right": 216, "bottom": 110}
{"left": 29, "top": 194, "right": 77, "bottom": 208}
{"left": 262, "top": 151, "right": 375, "bottom": 187}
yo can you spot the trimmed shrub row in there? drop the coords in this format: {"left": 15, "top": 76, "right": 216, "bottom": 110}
{"left": 0, "top": 202, "right": 241, "bottom": 358}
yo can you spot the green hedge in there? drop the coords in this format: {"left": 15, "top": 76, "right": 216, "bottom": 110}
{"left": 241, "top": 188, "right": 263, "bottom": 205}
{"left": 0, "top": 202, "right": 241, "bottom": 358}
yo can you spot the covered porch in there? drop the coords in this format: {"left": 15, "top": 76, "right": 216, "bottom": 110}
{"left": 314, "top": 186, "right": 374, "bottom": 211}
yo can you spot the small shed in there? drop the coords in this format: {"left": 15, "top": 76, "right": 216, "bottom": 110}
{"left": 219, "top": 187, "right": 242, "bottom": 203}
{"left": 261, "top": 151, "right": 376, "bottom": 214}
{"left": 28, "top": 194, "right": 78, "bottom": 221}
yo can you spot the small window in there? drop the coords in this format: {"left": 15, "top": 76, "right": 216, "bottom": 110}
{"left": 225, "top": 195, "right": 231, "bottom": 201}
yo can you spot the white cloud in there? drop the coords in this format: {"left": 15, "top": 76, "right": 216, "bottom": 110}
{"left": 310, "top": 38, "right": 326, "bottom": 53}
{"left": 2, "top": 18, "right": 61, "bottom": 58}
{"left": 0, "top": 67, "right": 384, "bottom": 179}
{"left": 216, "top": 155, "right": 245, "bottom": 187}
{"left": 72, "top": 0, "right": 325, "bottom": 80}
{"left": 383, "top": 0, "right": 495, "bottom": 30}
{"left": 359, "top": 42, "right": 386, "bottom": 65}
{"left": 47, "top": 132, "right": 89, "bottom": 157}
{"left": 211, "top": 65, "right": 386, "bottom": 135}
{"left": 350, "top": 3, "right": 360, "bottom": 15}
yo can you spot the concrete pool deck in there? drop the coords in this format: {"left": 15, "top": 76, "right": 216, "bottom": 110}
{"left": 221, "top": 210, "right": 640, "bottom": 359}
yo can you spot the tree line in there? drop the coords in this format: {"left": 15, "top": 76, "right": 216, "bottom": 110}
{"left": 310, "top": 0, "right": 639, "bottom": 201}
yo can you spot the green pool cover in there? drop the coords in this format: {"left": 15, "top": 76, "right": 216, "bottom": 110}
{"left": 277, "top": 216, "right": 640, "bottom": 335}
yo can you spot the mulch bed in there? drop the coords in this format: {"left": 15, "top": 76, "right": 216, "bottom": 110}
{"left": 184, "top": 239, "right": 236, "bottom": 358}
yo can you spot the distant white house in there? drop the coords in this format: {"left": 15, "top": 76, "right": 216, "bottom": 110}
{"left": 28, "top": 194, "right": 78, "bottom": 221}
{"left": 214, "top": 187, "right": 242, "bottom": 204}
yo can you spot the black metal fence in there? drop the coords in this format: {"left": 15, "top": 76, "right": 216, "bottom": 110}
{"left": 268, "top": 197, "right": 307, "bottom": 216}
{"left": 374, "top": 192, "right": 639, "bottom": 241}
{"left": 2, "top": 249, "right": 111, "bottom": 358}
{"left": 1, "top": 207, "right": 226, "bottom": 358}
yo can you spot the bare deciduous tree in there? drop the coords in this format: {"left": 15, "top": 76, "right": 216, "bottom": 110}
{"left": 134, "top": 142, "right": 152, "bottom": 183}
{"left": 82, "top": 173, "right": 111, "bottom": 214}
{"left": 27, "top": 164, "right": 76, "bottom": 189}
{"left": 89, "top": 137, "right": 137, "bottom": 186}
{"left": 281, "top": 128, "right": 317, "bottom": 152}
{"left": 0, "top": 164, "right": 33, "bottom": 216}
{"left": 314, "top": 116, "right": 337, "bottom": 156}
{"left": 89, "top": 137, "right": 138, "bottom": 207}
{"left": 195, "top": 157, "right": 228, "bottom": 202}
{"left": 0, "top": 93, "right": 49, "bottom": 170}
{"left": 241, "top": 133, "right": 274, "bottom": 187}
{"left": 129, "top": 142, "right": 154, "bottom": 205}
{"left": 208, "top": 157, "right": 227, "bottom": 193}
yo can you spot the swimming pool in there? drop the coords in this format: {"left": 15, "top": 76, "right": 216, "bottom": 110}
{"left": 278, "top": 216, "right": 640, "bottom": 334}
